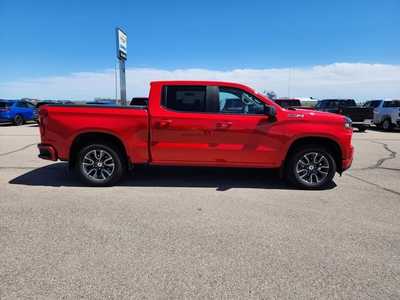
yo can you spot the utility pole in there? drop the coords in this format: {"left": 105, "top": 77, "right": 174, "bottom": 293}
{"left": 119, "top": 59, "right": 126, "bottom": 104}
{"left": 116, "top": 27, "right": 127, "bottom": 105}
{"left": 114, "top": 61, "right": 118, "bottom": 102}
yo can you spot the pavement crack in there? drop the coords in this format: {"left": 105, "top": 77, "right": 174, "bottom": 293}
{"left": 379, "top": 167, "right": 400, "bottom": 172}
{"left": 346, "top": 173, "right": 400, "bottom": 197}
{"left": 362, "top": 141, "right": 397, "bottom": 170}
{"left": 0, "top": 143, "right": 36, "bottom": 157}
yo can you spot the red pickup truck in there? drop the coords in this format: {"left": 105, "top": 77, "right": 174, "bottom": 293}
{"left": 38, "top": 81, "right": 354, "bottom": 189}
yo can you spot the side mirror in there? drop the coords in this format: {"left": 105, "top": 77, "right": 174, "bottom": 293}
{"left": 264, "top": 105, "right": 276, "bottom": 117}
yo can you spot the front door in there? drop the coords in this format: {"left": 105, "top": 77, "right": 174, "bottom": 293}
{"left": 207, "top": 86, "right": 279, "bottom": 166}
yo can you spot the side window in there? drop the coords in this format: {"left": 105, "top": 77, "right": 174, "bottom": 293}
{"left": 383, "top": 101, "right": 392, "bottom": 108}
{"left": 163, "top": 86, "right": 206, "bottom": 112}
{"left": 218, "top": 87, "right": 264, "bottom": 114}
{"left": 392, "top": 101, "right": 400, "bottom": 107}
{"left": 344, "top": 100, "right": 356, "bottom": 106}
{"left": 16, "top": 102, "right": 28, "bottom": 108}
{"left": 328, "top": 101, "right": 338, "bottom": 108}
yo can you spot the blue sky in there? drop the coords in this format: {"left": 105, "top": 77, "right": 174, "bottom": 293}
{"left": 0, "top": 0, "right": 399, "bottom": 99}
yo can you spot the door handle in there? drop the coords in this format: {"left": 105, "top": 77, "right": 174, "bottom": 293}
{"left": 158, "top": 119, "right": 172, "bottom": 128}
{"left": 216, "top": 122, "right": 232, "bottom": 129}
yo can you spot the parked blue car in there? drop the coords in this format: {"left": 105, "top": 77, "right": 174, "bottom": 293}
{"left": 0, "top": 100, "right": 38, "bottom": 125}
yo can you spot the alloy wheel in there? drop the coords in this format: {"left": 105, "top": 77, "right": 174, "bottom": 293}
{"left": 81, "top": 149, "right": 115, "bottom": 182}
{"left": 383, "top": 120, "right": 390, "bottom": 131}
{"left": 15, "top": 115, "right": 23, "bottom": 126}
{"left": 295, "top": 152, "right": 330, "bottom": 185}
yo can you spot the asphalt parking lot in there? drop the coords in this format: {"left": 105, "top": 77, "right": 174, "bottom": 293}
{"left": 1, "top": 123, "right": 399, "bottom": 299}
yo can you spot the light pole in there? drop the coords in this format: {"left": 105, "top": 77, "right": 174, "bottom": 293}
{"left": 116, "top": 27, "right": 127, "bottom": 105}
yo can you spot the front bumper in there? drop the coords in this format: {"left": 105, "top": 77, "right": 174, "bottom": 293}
{"left": 38, "top": 144, "right": 58, "bottom": 161}
{"left": 352, "top": 119, "right": 373, "bottom": 127}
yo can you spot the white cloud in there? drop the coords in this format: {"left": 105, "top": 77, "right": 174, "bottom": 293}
{"left": 1, "top": 63, "right": 400, "bottom": 100}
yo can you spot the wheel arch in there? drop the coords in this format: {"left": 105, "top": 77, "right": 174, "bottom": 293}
{"left": 283, "top": 136, "right": 343, "bottom": 174}
{"left": 380, "top": 115, "right": 392, "bottom": 123}
{"left": 68, "top": 132, "right": 129, "bottom": 169}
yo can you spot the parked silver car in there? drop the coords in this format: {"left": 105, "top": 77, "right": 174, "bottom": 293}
{"left": 364, "top": 100, "right": 400, "bottom": 131}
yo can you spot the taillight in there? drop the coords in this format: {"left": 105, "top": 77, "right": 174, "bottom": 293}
{"left": 39, "top": 108, "right": 48, "bottom": 136}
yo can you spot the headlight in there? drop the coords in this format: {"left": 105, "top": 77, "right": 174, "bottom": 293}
{"left": 344, "top": 117, "right": 352, "bottom": 129}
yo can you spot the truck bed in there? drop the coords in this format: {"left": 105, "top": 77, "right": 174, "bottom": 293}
{"left": 38, "top": 104, "right": 149, "bottom": 163}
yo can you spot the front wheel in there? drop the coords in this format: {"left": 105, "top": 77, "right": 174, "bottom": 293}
{"left": 13, "top": 114, "right": 24, "bottom": 126}
{"left": 286, "top": 147, "right": 336, "bottom": 189}
{"left": 357, "top": 126, "right": 367, "bottom": 132}
{"left": 76, "top": 144, "right": 125, "bottom": 186}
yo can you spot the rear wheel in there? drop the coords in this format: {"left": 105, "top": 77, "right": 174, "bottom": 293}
{"left": 382, "top": 119, "right": 393, "bottom": 131}
{"left": 13, "top": 114, "right": 24, "bottom": 126}
{"left": 76, "top": 143, "right": 125, "bottom": 186}
{"left": 286, "top": 146, "right": 336, "bottom": 189}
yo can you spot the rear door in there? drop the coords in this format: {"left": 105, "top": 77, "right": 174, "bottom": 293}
{"left": 381, "top": 101, "right": 393, "bottom": 122}
{"left": 387, "top": 100, "right": 400, "bottom": 123}
{"left": 150, "top": 85, "right": 218, "bottom": 163}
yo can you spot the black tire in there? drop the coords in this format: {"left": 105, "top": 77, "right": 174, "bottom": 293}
{"left": 286, "top": 146, "right": 336, "bottom": 189}
{"left": 382, "top": 119, "right": 393, "bottom": 131}
{"left": 13, "top": 114, "right": 24, "bottom": 126}
{"left": 358, "top": 126, "right": 367, "bottom": 133}
{"left": 76, "top": 143, "right": 126, "bottom": 186}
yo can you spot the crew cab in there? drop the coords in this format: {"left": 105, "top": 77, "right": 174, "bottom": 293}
{"left": 315, "top": 99, "right": 373, "bottom": 132}
{"left": 38, "top": 81, "right": 354, "bottom": 189}
{"left": 364, "top": 100, "right": 400, "bottom": 131}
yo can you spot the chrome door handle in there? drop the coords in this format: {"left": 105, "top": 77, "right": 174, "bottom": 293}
{"left": 158, "top": 119, "right": 172, "bottom": 128}
{"left": 216, "top": 122, "right": 232, "bottom": 129}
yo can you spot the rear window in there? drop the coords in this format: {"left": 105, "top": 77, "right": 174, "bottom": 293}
{"left": 163, "top": 86, "right": 206, "bottom": 112}
{"left": 275, "top": 99, "right": 301, "bottom": 108}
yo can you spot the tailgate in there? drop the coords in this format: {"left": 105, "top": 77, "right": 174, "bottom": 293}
{"left": 341, "top": 107, "right": 373, "bottom": 122}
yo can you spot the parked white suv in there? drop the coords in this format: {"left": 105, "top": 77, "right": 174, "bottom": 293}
{"left": 364, "top": 100, "right": 400, "bottom": 131}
